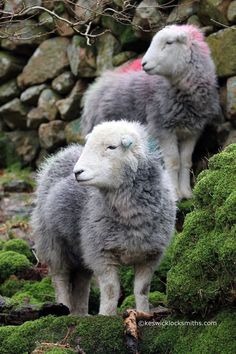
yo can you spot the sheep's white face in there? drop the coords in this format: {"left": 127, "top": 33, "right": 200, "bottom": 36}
{"left": 73, "top": 121, "right": 147, "bottom": 189}
{"left": 142, "top": 26, "right": 191, "bottom": 79}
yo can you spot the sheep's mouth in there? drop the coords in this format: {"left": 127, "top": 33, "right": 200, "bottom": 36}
{"left": 75, "top": 177, "right": 93, "bottom": 183}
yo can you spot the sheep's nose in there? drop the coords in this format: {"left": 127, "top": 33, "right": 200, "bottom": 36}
{"left": 142, "top": 61, "right": 147, "bottom": 68}
{"left": 74, "top": 169, "right": 84, "bottom": 179}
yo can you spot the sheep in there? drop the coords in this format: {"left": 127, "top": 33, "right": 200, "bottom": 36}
{"left": 31, "top": 120, "right": 176, "bottom": 316}
{"left": 80, "top": 24, "right": 221, "bottom": 200}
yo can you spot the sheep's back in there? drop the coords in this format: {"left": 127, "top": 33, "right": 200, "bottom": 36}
{"left": 31, "top": 145, "right": 88, "bottom": 268}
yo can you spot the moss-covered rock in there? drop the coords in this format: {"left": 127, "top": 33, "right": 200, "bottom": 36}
{"left": 0, "top": 251, "right": 31, "bottom": 283}
{"left": 167, "top": 145, "right": 236, "bottom": 316}
{"left": 119, "top": 291, "right": 167, "bottom": 312}
{"left": 3, "top": 239, "right": 35, "bottom": 263}
{"left": 140, "top": 309, "right": 236, "bottom": 354}
{"left": 0, "top": 309, "right": 235, "bottom": 354}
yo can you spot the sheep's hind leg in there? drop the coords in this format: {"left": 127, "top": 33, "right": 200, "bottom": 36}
{"left": 96, "top": 266, "right": 120, "bottom": 316}
{"left": 179, "top": 135, "right": 198, "bottom": 199}
{"left": 71, "top": 270, "right": 92, "bottom": 316}
{"left": 159, "top": 132, "right": 181, "bottom": 200}
{"left": 134, "top": 261, "right": 158, "bottom": 312}
{"left": 51, "top": 272, "right": 73, "bottom": 312}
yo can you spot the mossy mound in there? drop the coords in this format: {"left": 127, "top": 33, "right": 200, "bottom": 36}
{"left": 0, "top": 277, "right": 55, "bottom": 305}
{"left": 3, "top": 239, "right": 35, "bottom": 263}
{"left": 0, "top": 309, "right": 235, "bottom": 354}
{"left": 119, "top": 291, "right": 167, "bottom": 312}
{"left": 0, "top": 251, "right": 31, "bottom": 283}
{"left": 140, "top": 309, "right": 236, "bottom": 354}
{"left": 167, "top": 145, "right": 236, "bottom": 315}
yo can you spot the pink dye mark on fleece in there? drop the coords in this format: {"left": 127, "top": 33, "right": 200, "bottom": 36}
{"left": 173, "top": 24, "right": 210, "bottom": 57}
{"left": 117, "top": 58, "right": 142, "bottom": 73}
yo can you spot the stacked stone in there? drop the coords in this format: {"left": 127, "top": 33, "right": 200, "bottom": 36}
{"left": 0, "top": 0, "right": 236, "bottom": 167}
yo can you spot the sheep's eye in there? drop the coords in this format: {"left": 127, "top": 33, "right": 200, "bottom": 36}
{"left": 107, "top": 145, "right": 117, "bottom": 150}
{"left": 166, "top": 40, "right": 173, "bottom": 45}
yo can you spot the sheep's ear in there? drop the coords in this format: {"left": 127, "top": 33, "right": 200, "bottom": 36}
{"left": 177, "top": 33, "right": 187, "bottom": 43}
{"left": 121, "top": 135, "right": 133, "bottom": 149}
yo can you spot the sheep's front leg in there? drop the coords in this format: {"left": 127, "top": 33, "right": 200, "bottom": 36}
{"left": 51, "top": 272, "right": 72, "bottom": 311}
{"left": 179, "top": 135, "right": 198, "bottom": 199}
{"left": 134, "top": 261, "right": 157, "bottom": 312}
{"left": 96, "top": 266, "right": 120, "bottom": 316}
{"left": 159, "top": 132, "right": 180, "bottom": 200}
{"left": 71, "top": 270, "right": 92, "bottom": 316}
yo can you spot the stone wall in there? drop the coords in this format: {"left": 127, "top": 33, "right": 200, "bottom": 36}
{"left": 0, "top": 0, "right": 236, "bottom": 169}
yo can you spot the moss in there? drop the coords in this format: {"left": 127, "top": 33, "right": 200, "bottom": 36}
{"left": 0, "top": 315, "right": 126, "bottom": 354}
{"left": 140, "top": 309, "right": 236, "bottom": 354}
{"left": 0, "top": 277, "right": 55, "bottom": 305}
{"left": 3, "top": 239, "right": 35, "bottom": 263}
{"left": 167, "top": 145, "right": 236, "bottom": 315}
{"left": 119, "top": 291, "right": 167, "bottom": 312}
{"left": 0, "top": 251, "right": 31, "bottom": 283}
{"left": 0, "top": 309, "right": 235, "bottom": 354}
{"left": 0, "top": 277, "right": 26, "bottom": 297}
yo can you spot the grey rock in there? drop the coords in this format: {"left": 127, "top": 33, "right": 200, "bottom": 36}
{"left": 223, "top": 129, "right": 236, "bottom": 147}
{"left": 96, "top": 33, "right": 121, "bottom": 75}
{"left": 20, "top": 84, "right": 47, "bottom": 105}
{"left": 0, "top": 79, "right": 20, "bottom": 104}
{"left": 38, "top": 120, "right": 66, "bottom": 150}
{"left": 56, "top": 81, "right": 87, "bottom": 121}
{"left": 74, "top": 0, "right": 105, "bottom": 22}
{"left": 112, "top": 52, "right": 137, "bottom": 67}
{"left": 6, "top": 130, "right": 39, "bottom": 163}
{"left": 65, "top": 118, "right": 84, "bottom": 144}
{"left": 0, "top": 52, "right": 25, "bottom": 81}
{"left": 17, "top": 37, "right": 70, "bottom": 87}
{"left": 0, "top": 98, "right": 29, "bottom": 129}
{"left": 206, "top": 26, "right": 236, "bottom": 78}
{"left": 38, "top": 89, "right": 60, "bottom": 120}
{"left": 38, "top": 12, "right": 55, "bottom": 30}
{"left": 187, "top": 15, "right": 203, "bottom": 27}
{"left": 4, "top": 0, "right": 42, "bottom": 15}
{"left": 132, "top": 0, "right": 166, "bottom": 39}
{"left": 52, "top": 72, "right": 75, "bottom": 94}
{"left": 227, "top": 1, "right": 236, "bottom": 23}
{"left": 2, "top": 180, "right": 33, "bottom": 193}
{"left": 67, "top": 36, "right": 97, "bottom": 77}
{"left": 167, "top": 0, "right": 199, "bottom": 24}
{"left": 27, "top": 107, "right": 48, "bottom": 129}
{"left": 226, "top": 76, "right": 236, "bottom": 120}
{"left": 198, "top": 0, "right": 230, "bottom": 26}
{"left": 1, "top": 19, "right": 48, "bottom": 51}
{"left": 27, "top": 88, "right": 60, "bottom": 128}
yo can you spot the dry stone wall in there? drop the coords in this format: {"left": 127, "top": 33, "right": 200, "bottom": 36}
{"left": 0, "top": 0, "right": 236, "bottom": 169}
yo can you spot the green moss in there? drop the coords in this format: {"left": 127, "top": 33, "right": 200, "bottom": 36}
{"left": 0, "top": 132, "right": 21, "bottom": 168}
{"left": 119, "top": 291, "right": 167, "bottom": 312}
{"left": 140, "top": 309, "right": 236, "bottom": 354}
{"left": 167, "top": 145, "right": 236, "bottom": 315}
{"left": 0, "top": 309, "right": 235, "bottom": 354}
{"left": 0, "top": 315, "right": 126, "bottom": 354}
{"left": 0, "top": 251, "right": 31, "bottom": 283}
{"left": 3, "top": 239, "right": 35, "bottom": 263}
{"left": 0, "top": 277, "right": 25, "bottom": 297}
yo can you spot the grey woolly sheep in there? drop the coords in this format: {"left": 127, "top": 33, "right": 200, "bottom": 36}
{"left": 31, "top": 120, "right": 176, "bottom": 316}
{"left": 81, "top": 24, "right": 221, "bottom": 200}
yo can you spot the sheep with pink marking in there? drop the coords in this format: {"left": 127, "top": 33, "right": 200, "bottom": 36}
{"left": 81, "top": 24, "right": 221, "bottom": 199}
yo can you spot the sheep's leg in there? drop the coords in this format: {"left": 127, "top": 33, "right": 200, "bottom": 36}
{"left": 134, "top": 261, "right": 157, "bottom": 312}
{"left": 96, "top": 266, "right": 120, "bottom": 316}
{"left": 51, "top": 273, "right": 72, "bottom": 311}
{"left": 179, "top": 135, "right": 198, "bottom": 199}
{"left": 71, "top": 271, "right": 91, "bottom": 316}
{"left": 159, "top": 133, "right": 180, "bottom": 199}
